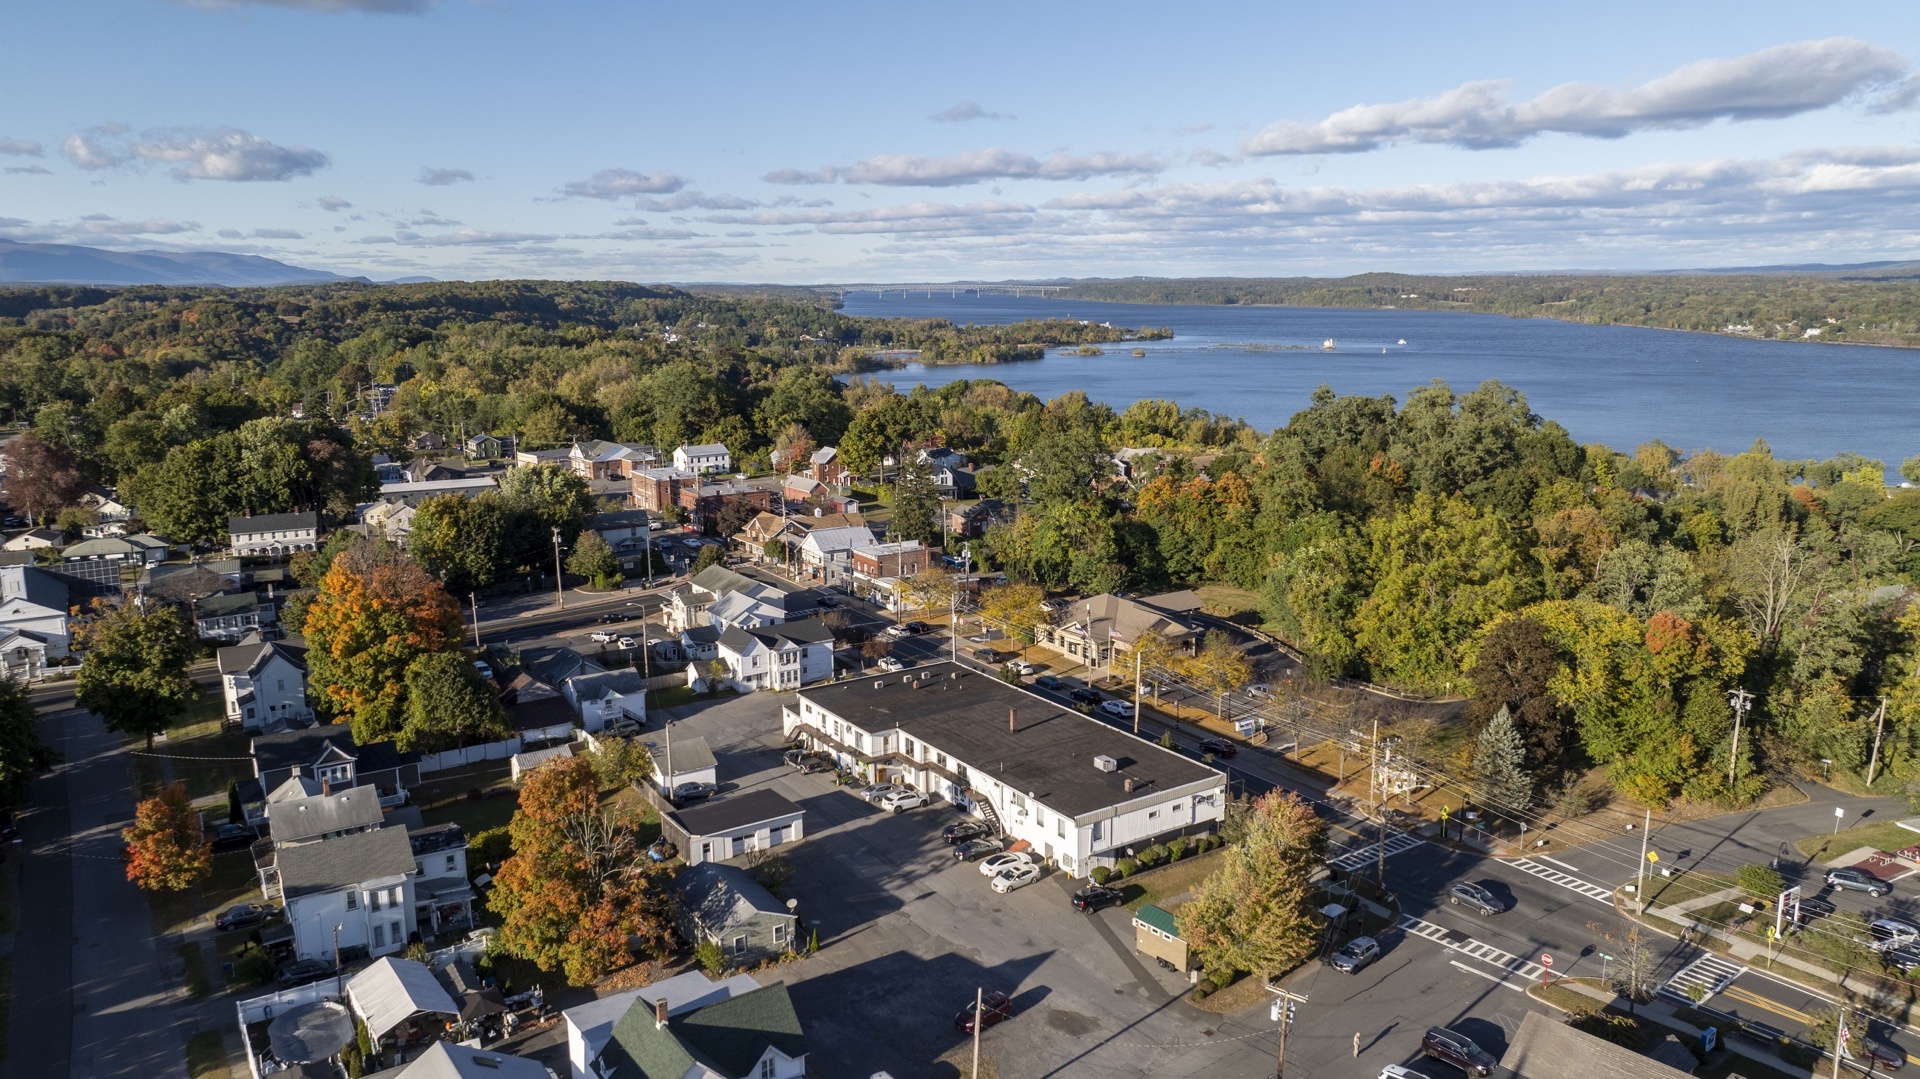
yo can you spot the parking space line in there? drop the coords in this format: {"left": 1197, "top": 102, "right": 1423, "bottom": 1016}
{"left": 1449, "top": 960, "right": 1526, "bottom": 992}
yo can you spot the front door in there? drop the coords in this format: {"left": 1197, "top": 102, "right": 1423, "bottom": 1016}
{"left": 874, "top": 766, "right": 889, "bottom": 783}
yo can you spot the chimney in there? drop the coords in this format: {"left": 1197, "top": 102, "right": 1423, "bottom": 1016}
{"left": 1009, "top": 707, "right": 1016, "bottom": 733}
{"left": 1124, "top": 776, "right": 1136, "bottom": 794}
{"left": 321, "top": 777, "right": 331, "bottom": 796}
{"left": 654, "top": 998, "right": 669, "bottom": 1028}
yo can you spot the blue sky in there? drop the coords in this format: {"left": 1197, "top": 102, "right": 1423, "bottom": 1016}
{"left": 3, "top": 0, "right": 1919, "bottom": 283}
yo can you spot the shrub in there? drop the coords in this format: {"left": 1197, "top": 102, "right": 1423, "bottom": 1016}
{"left": 695, "top": 939, "right": 725, "bottom": 976}
{"left": 1167, "top": 838, "right": 1188, "bottom": 862}
{"left": 233, "top": 942, "right": 277, "bottom": 986}
{"left": 1090, "top": 865, "right": 1113, "bottom": 885}
{"left": 1114, "top": 857, "right": 1139, "bottom": 878}
{"left": 1191, "top": 980, "right": 1214, "bottom": 1001}
{"left": 1139, "top": 843, "right": 1169, "bottom": 868}
{"left": 1159, "top": 730, "right": 1176, "bottom": 749}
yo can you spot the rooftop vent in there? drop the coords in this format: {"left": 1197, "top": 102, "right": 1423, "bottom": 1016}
{"left": 1093, "top": 755, "right": 1118, "bottom": 773}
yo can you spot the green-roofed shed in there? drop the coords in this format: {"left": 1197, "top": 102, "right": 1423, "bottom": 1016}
{"left": 596, "top": 981, "right": 807, "bottom": 1079}
{"left": 1132, "top": 903, "right": 1193, "bottom": 973}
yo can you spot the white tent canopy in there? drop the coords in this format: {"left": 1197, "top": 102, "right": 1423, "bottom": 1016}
{"left": 346, "top": 956, "right": 460, "bottom": 1040}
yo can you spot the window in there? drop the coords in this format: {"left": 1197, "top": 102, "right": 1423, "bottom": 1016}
{"left": 772, "top": 923, "right": 787, "bottom": 947}
{"left": 370, "top": 891, "right": 382, "bottom": 912}
{"left": 730, "top": 935, "right": 747, "bottom": 956}
{"left": 1148, "top": 810, "right": 1160, "bottom": 820}
{"left": 445, "top": 854, "right": 457, "bottom": 871}
{"left": 761, "top": 1059, "right": 776, "bottom": 1079}
{"left": 1010, "top": 791, "right": 1027, "bottom": 812}
{"left": 1035, "top": 808, "right": 1045, "bottom": 827}
{"left": 391, "top": 920, "right": 402, "bottom": 943}
{"left": 373, "top": 924, "right": 386, "bottom": 947}
{"left": 346, "top": 892, "right": 359, "bottom": 911}
{"left": 1172, "top": 802, "right": 1183, "bottom": 811}
{"left": 1057, "top": 818, "right": 1067, "bottom": 839}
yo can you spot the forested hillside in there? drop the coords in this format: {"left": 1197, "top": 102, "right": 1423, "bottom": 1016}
{"left": 4, "top": 279, "right": 1920, "bottom": 810}
{"left": 1059, "top": 273, "right": 1920, "bottom": 347}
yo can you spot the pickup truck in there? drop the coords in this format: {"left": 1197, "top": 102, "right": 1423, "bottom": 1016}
{"left": 590, "top": 630, "right": 618, "bottom": 644}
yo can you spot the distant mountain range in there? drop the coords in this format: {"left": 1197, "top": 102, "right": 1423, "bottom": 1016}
{"left": 0, "top": 239, "right": 383, "bottom": 287}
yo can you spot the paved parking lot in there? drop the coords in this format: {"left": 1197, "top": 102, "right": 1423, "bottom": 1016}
{"left": 652, "top": 692, "right": 1554, "bottom": 1078}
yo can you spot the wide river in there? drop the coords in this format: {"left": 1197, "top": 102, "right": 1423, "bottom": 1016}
{"left": 841, "top": 293, "right": 1916, "bottom": 475}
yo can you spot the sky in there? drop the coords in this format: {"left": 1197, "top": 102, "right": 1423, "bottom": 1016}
{"left": 3, "top": 0, "right": 1920, "bottom": 284}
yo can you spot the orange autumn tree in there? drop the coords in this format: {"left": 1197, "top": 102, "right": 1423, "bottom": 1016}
{"left": 302, "top": 539, "right": 462, "bottom": 746}
{"left": 488, "top": 756, "right": 674, "bottom": 984}
{"left": 123, "top": 782, "right": 211, "bottom": 892}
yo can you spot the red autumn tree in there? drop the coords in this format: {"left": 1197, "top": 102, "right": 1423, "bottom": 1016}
{"left": 123, "top": 782, "right": 211, "bottom": 892}
{"left": 487, "top": 756, "right": 673, "bottom": 984}
{"left": 1, "top": 433, "right": 87, "bottom": 524}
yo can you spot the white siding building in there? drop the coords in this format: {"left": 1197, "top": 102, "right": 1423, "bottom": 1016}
{"left": 217, "top": 636, "right": 313, "bottom": 731}
{"left": 228, "top": 512, "right": 320, "bottom": 557}
{"left": 672, "top": 443, "right": 732, "bottom": 474}
{"left": 786, "top": 662, "right": 1226, "bottom": 875}
{"left": 714, "top": 620, "right": 835, "bottom": 692}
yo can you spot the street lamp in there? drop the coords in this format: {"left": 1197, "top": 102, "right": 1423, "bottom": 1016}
{"left": 551, "top": 527, "right": 564, "bottom": 610}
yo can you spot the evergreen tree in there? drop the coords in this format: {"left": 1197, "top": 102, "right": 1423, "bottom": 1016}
{"left": 1472, "top": 705, "right": 1533, "bottom": 811}
{"left": 890, "top": 455, "right": 941, "bottom": 546}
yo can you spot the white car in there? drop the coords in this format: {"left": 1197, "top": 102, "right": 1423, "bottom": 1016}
{"left": 589, "top": 630, "right": 618, "bottom": 644}
{"left": 876, "top": 657, "right": 905, "bottom": 672}
{"left": 1098, "top": 699, "right": 1135, "bottom": 718}
{"left": 1378, "top": 1067, "right": 1436, "bottom": 1079}
{"left": 859, "top": 783, "right": 902, "bottom": 803}
{"left": 1005, "top": 660, "right": 1036, "bottom": 676}
{"left": 882, "top": 624, "right": 909, "bottom": 639}
{"left": 878, "top": 789, "right": 930, "bottom": 813}
{"left": 990, "top": 862, "right": 1042, "bottom": 893}
{"left": 978, "top": 851, "right": 1036, "bottom": 878}
{"left": 617, "top": 636, "right": 637, "bottom": 649}
{"left": 1245, "top": 683, "right": 1274, "bottom": 701}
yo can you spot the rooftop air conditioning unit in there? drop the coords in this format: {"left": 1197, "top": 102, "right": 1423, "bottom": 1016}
{"left": 1093, "top": 755, "right": 1118, "bottom": 773}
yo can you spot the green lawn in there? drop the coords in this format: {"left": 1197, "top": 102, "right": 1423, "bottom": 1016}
{"left": 1117, "top": 848, "right": 1224, "bottom": 912}
{"left": 411, "top": 761, "right": 513, "bottom": 810}
{"left": 1794, "top": 820, "right": 1920, "bottom": 862}
{"left": 174, "top": 941, "right": 210, "bottom": 1001}
{"left": 184, "top": 1029, "right": 228, "bottom": 1079}
{"left": 421, "top": 795, "right": 520, "bottom": 835}
{"left": 1639, "top": 869, "right": 1736, "bottom": 910}
{"left": 148, "top": 848, "right": 263, "bottom": 936}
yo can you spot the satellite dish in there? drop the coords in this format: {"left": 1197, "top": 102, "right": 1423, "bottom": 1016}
{"left": 786, "top": 898, "right": 799, "bottom": 911}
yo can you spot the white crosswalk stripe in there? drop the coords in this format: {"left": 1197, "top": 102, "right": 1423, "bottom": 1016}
{"left": 1330, "top": 831, "right": 1425, "bottom": 871}
{"left": 1508, "top": 858, "right": 1617, "bottom": 904}
{"left": 1396, "top": 913, "right": 1546, "bottom": 982}
{"left": 1660, "top": 953, "right": 1745, "bottom": 1003}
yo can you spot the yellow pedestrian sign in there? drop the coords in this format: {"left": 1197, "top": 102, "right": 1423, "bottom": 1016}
{"left": 1647, "top": 851, "right": 1660, "bottom": 863}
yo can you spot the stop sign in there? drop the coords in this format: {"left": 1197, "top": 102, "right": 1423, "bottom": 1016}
{"left": 1541, "top": 953, "right": 1553, "bottom": 967}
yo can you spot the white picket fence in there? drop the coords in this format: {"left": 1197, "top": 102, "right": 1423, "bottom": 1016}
{"left": 415, "top": 739, "right": 521, "bottom": 775}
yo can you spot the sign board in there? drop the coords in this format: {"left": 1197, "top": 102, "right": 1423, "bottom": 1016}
{"left": 1700, "top": 1027, "right": 1718, "bottom": 1054}
{"left": 1235, "top": 718, "right": 1259, "bottom": 737}
{"left": 1541, "top": 953, "right": 1553, "bottom": 967}
{"left": 1646, "top": 851, "right": 1660, "bottom": 863}
{"left": 1837, "top": 806, "right": 1847, "bottom": 818}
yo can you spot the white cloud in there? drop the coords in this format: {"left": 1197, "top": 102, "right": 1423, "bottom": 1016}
{"left": 930, "top": 100, "right": 1013, "bottom": 123}
{"left": 75, "top": 214, "right": 199, "bottom": 235}
{"left": 763, "top": 147, "right": 1165, "bottom": 187}
{"left": 5, "top": 166, "right": 51, "bottom": 176}
{"left": 254, "top": 227, "right": 304, "bottom": 238}
{"left": 706, "top": 200, "right": 1036, "bottom": 236}
{"left": 1875, "top": 76, "right": 1920, "bottom": 112}
{"left": 62, "top": 124, "right": 328, "bottom": 180}
{"left": 1244, "top": 37, "right": 1910, "bottom": 155}
{"left": 559, "top": 168, "right": 686, "bottom": 199}
{"left": 388, "top": 228, "right": 558, "bottom": 246}
{"left": 317, "top": 195, "right": 352, "bottom": 211}
{"left": 418, "top": 166, "right": 474, "bottom": 186}
{"left": 0, "top": 139, "right": 42, "bottom": 157}
{"left": 630, "top": 191, "right": 759, "bottom": 212}
{"left": 180, "top": 0, "right": 435, "bottom": 12}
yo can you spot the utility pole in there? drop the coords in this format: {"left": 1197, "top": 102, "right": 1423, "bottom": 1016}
{"left": 1867, "top": 697, "right": 1890, "bottom": 787}
{"left": 1270, "top": 989, "right": 1304, "bottom": 1079}
{"left": 551, "top": 526, "right": 565, "bottom": 610}
{"left": 1831, "top": 1006, "right": 1848, "bottom": 1079}
{"left": 1133, "top": 649, "right": 1143, "bottom": 736}
{"left": 1634, "top": 808, "right": 1652, "bottom": 913}
{"left": 1727, "top": 688, "right": 1754, "bottom": 789}
{"left": 333, "top": 923, "right": 344, "bottom": 997}
{"left": 971, "top": 986, "right": 983, "bottom": 1079}
{"left": 950, "top": 591, "right": 957, "bottom": 664}
{"left": 469, "top": 592, "right": 481, "bottom": 649}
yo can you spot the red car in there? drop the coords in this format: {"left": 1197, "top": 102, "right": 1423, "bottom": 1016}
{"left": 954, "top": 991, "right": 1013, "bottom": 1034}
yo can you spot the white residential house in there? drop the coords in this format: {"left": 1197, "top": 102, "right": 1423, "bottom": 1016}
{"left": 0, "top": 628, "right": 50, "bottom": 679}
{"left": 664, "top": 564, "right": 800, "bottom": 633}
{"left": 642, "top": 732, "right": 716, "bottom": 793}
{"left": 671, "top": 443, "right": 732, "bottom": 475}
{"left": 678, "top": 624, "right": 721, "bottom": 663}
{"left": 2, "top": 529, "right": 61, "bottom": 552}
{"left": 257, "top": 783, "right": 419, "bottom": 962}
{"left": 228, "top": 512, "right": 320, "bottom": 558}
{"left": 79, "top": 487, "right": 133, "bottom": 522}
{"left": 562, "top": 669, "right": 648, "bottom": 733}
{"left": 796, "top": 525, "right": 879, "bottom": 586}
{"left": 218, "top": 635, "right": 313, "bottom": 731}
{"left": 407, "top": 822, "right": 475, "bottom": 936}
{"left": 0, "top": 564, "right": 71, "bottom": 658}
{"left": 714, "top": 620, "right": 836, "bottom": 692}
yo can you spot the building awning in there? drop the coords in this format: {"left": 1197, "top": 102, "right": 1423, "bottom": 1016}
{"left": 346, "top": 956, "right": 460, "bottom": 1040}
{"left": 267, "top": 1000, "right": 355, "bottom": 1063}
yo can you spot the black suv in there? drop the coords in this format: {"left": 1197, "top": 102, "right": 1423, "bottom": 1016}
{"left": 1421, "top": 1027, "right": 1496, "bottom": 1077}
{"left": 943, "top": 820, "right": 992, "bottom": 845}
{"left": 902, "top": 621, "right": 930, "bottom": 635}
{"left": 1069, "top": 687, "right": 1103, "bottom": 707}
{"left": 1448, "top": 881, "right": 1507, "bottom": 916}
{"left": 1071, "top": 886, "right": 1124, "bottom": 912}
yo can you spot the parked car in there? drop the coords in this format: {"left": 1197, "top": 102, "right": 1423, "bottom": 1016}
{"left": 1330, "top": 935, "right": 1381, "bottom": 973}
{"left": 1888, "top": 945, "right": 1920, "bottom": 973}
{"left": 815, "top": 595, "right": 836, "bottom": 608}
{"left": 1069, "top": 688, "right": 1103, "bottom": 707}
{"left": 216, "top": 904, "right": 275, "bottom": 931}
{"left": 978, "top": 851, "right": 1036, "bottom": 878}
{"left": 1098, "top": 699, "right": 1135, "bottom": 718}
{"left": 882, "top": 624, "right": 909, "bottom": 639}
{"left": 606, "top": 716, "right": 643, "bottom": 737}
{"left": 670, "top": 781, "right": 717, "bottom": 804}
{"left": 1846, "top": 1036, "right": 1909, "bottom": 1070}
{"left": 211, "top": 823, "right": 256, "bottom": 850}
{"left": 902, "top": 621, "right": 930, "bottom": 635}
{"left": 783, "top": 750, "right": 828, "bottom": 774}
{"left": 1035, "top": 675, "right": 1067, "bottom": 691}
{"left": 472, "top": 660, "right": 493, "bottom": 681}
{"left": 954, "top": 837, "right": 1008, "bottom": 862}
{"left": 954, "top": 990, "right": 1013, "bottom": 1034}
{"left": 876, "top": 657, "right": 906, "bottom": 672}
{"left": 1870, "top": 917, "right": 1920, "bottom": 948}
{"left": 279, "top": 959, "right": 336, "bottom": 988}
{"left": 1197, "top": 737, "right": 1238, "bottom": 758}
{"left": 879, "top": 789, "right": 930, "bottom": 813}
{"left": 990, "top": 863, "right": 1042, "bottom": 893}
{"left": 1071, "top": 886, "right": 1124, "bottom": 912}
{"left": 590, "top": 630, "right": 618, "bottom": 643}
{"left": 859, "top": 782, "right": 902, "bottom": 803}
{"left": 1420, "top": 1027, "right": 1497, "bottom": 1077}
{"left": 1005, "top": 660, "right": 1036, "bottom": 676}
{"left": 616, "top": 636, "right": 637, "bottom": 649}
{"left": 1378, "top": 1067, "right": 1436, "bottom": 1079}
{"left": 1448, "top": 882, "right": 1507, "bottom": 916}
{"left": 1795, "top": 895, "right": 1837, "bottom": 926}
{"left": 1828, "top": 867, "right": 1892, "bottom": 897}
{"left": 839, "top": 626, "right": 873, "bottom": 645}
{"left": 972, "top": 647, "right": 1006, "bottom": 664}
{"left": 943, "top": 820, "right": 992, "bottom": 845}
{"left": 1245, "top": 684, "right": 1274, "bottom": 701}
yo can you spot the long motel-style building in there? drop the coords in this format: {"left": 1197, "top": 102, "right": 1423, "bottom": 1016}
{"left": 784, "top": 662, "right": 1226, "bottom": 874}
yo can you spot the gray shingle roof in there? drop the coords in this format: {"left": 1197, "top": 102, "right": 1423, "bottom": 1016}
{"left": 1498, "top": 1010, "right": 1695, "bottom": 1078}
{"left": 267, "top": 784, "right": 385, "bottom": 845}
{"left": 642, "top": 734, "right": 715, "bottom": 775}
{"left": 228, "top": 512, "right": 319, "bottom": 535}
{"left": 567, "top": 669, "right": 646, "bottom": 701}
{"left": 672, "top": 862, "right": 793, "bottom": 940}
{"left": 274, "top": 826, "right": 416, "bottom": 897}
{"left": 384, "top": 1041, "right": 548, "bottom": 1079}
